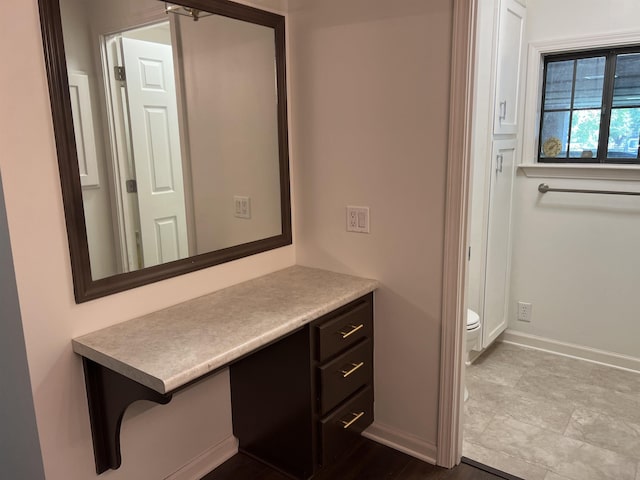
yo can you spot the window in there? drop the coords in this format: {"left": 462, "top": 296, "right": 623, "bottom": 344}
{"left": 538, "top": 46, "right": 640, "bottom": 164}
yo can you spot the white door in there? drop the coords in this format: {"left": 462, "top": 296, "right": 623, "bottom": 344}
{"left": 493, "top": 0, "right": 526, "bottom": 135}
{"left": 482, "top": 138, "right": 516, "bottom": 348}
{"left": 122, "top": 37, "right": 188, "bottom": 267}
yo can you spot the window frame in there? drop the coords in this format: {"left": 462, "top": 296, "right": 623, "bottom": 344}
{"left": 538, "top": 44, "right": 640, "bottom": 165}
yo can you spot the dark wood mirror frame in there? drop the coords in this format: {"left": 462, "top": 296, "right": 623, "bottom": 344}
{"left": 38, "top": 0, "right": 292, "bottom": 303}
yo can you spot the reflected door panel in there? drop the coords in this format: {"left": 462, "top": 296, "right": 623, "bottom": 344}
{"left": 122, "top": 37, "right": 188, "bottom": 267}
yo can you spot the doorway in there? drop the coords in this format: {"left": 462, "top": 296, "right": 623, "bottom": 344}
{"left": 455, "top": 1, "right": 640, "bottom": 478}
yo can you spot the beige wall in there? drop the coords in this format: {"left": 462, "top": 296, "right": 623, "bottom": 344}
{"left": 289, "top": 0, "right": 453, "bottom": 457}
{"left": 179, "top": 15, "right": 283, "bottom": 252}
{"left": 0, "top": 1, "right": 293, "bottom": 479}
{"left": 2, "top": 0, "right": 458, "bottom": 476}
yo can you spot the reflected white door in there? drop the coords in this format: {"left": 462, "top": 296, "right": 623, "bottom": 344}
{"left": 482, "top": 138, "right": 516, "bottom": 347}
{"left": 122, "top": 37, "right": 188, "bottom": 267}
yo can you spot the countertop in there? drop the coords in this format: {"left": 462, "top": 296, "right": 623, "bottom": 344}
{"left": 72, "top": 266, "right": 379, "bottom": 394}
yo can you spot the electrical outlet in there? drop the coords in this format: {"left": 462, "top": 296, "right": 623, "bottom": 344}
{"left": 517, "top": 302, "right": 532, "bottom": 322}
{"left": 346, "top": 206, "right": 370, "bottom": 233}
{"left": 234, "top": 196, "right": 251, "bottom": 219}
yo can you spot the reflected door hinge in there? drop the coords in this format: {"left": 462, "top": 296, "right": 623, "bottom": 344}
{"left": 126, "top": 179, "right": 137, "bottom": 193}
{"left": 114, "top": 66, "right": 126, "bottom": 82}
{"left": 468, "top": 246, "right": 471, "bottom": 261}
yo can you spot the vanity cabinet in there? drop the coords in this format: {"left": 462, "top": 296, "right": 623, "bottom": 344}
{"left": 230, "top": 293, "right": 374, "bottom": 479}
{"left": 71, "top": 266, "right": 378, "bottom": 475}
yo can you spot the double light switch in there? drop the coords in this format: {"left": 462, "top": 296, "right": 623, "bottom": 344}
{"left": 346, "top": 206, "right": 370, "bottom": 233}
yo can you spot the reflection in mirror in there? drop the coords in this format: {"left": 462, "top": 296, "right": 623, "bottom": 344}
{"left": 40, "top": 0, "right": 291, "bottom": 301}
{"left": 60, "top": 0, "right": 283, "bottom": 280}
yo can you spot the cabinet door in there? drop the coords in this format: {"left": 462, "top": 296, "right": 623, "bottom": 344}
{"left": 493, "top": 0, "right": 526, "bottom": 135}
{"left": 482, "top": 139, "right": 516, "bottom": 348}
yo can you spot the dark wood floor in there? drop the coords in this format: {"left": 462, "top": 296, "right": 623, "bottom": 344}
{"left": 201, "top": 438, "right": 517, "bottom": 480}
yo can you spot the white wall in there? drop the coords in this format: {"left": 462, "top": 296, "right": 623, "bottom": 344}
{"left": 507, "top": 0, "right": 640, "bottom": 360}
{"left": 0, "top": 1, "right": 293, "bottom": 479}
{"left": 509, "top": 175, "right": 640, "bottom": 358}
{"left": 526, "top": 0, "right": 640, "bottom": 41}
{"left": 0, "top": 173, "right": 46, "bottom": 480}
{"left": 290, "top": 0, "right": 453, "bottom": 458}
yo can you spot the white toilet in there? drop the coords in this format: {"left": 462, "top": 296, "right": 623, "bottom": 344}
{"left": 464, "top": 309, "right": 481, "bottom": 401}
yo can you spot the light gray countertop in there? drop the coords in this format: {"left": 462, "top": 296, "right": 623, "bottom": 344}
{"left": 72, "top": 266, "right": 379, "bottom": 394}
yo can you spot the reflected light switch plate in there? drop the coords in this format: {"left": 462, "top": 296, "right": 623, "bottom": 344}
{"left": 346, "top": 206, "right": 369, "bottom": 233}
{"left": 234, "top": 196, "right": 251, "bottom": 219}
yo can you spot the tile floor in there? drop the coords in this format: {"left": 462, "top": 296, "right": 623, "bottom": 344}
{"left": 462, "top": 341, "right": 640, "bottom": 480}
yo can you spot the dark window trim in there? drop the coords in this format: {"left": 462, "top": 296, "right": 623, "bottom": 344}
{"left": 538, "top": 44, "right": 640, "bottom": 165}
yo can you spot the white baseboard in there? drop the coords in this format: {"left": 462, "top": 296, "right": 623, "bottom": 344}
{"left": 164, "top": 436, "right": 238, "bottom": 480}
{"left": 502, "top": 330, "right": 640, "bottom": 373}
{"left": 362, "top": 422, "right": 437, "bottom": 465}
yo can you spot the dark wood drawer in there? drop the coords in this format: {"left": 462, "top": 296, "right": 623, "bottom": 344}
{"left": 315, "top": 295, "right": 373, "bottom": 362}
{"left": 318, "top": 339, "right": 372, "bottom": 415}
{"left": 319, "top": 385, "right": 373, "bottom": 467}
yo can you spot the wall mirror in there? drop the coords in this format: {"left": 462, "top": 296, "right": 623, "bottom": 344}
{"left": 38, "top": 0, "right": 291, "bottom": 302}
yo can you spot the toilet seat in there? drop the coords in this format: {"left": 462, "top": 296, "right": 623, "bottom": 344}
{"left": 467, "top": 309, "right": 480, "bottom": 331}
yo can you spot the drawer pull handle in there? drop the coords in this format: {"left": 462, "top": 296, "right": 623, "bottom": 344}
{"left": 338, "top": 324, "right": 364, "bottom": 339}
{"left": 341, "top": 411, "right": 365, "bottom": 429}
{"left": 341, "top": 362, "right": 364, "bottom": 378}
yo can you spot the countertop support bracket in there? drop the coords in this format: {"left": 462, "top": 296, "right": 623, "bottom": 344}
{"left": 82, "top": 358, "right": 173, "bottom": 474}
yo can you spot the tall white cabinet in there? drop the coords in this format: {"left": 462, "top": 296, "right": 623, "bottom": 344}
{"left": 468, "top": 0, "right": 526, "bottom": 350}
{"left": 493, "top": 0, "right": 526, "bottom": 135}
{"left": 482, "top": 138, "right": 517, "bottom": 346}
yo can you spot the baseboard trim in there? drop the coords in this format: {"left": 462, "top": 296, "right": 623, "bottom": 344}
{"left": 502, "top": 330, "right": 640, "bottom": 373}
{"left": 362, "top": 421, "right": 437, "bottom": 465}
{"left": 467, "top": 349, "right": 483, "bottom": 365}
{"left": 164, "top": 436, "right": 238, "bottom": 480}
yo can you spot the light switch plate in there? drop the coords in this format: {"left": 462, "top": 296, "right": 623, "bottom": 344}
{"left": 346, "top": 206, "right": 370, "bottom": 233}
{"left": 234, "top": 196, "right": 251, "bottom": 219}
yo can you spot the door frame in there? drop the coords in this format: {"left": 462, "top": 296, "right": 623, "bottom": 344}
{"left": 437, "top": 0, "right": 477, "bottom": 468}
{"left": 102, "top": 29, "right": 144, "bottom": 273}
